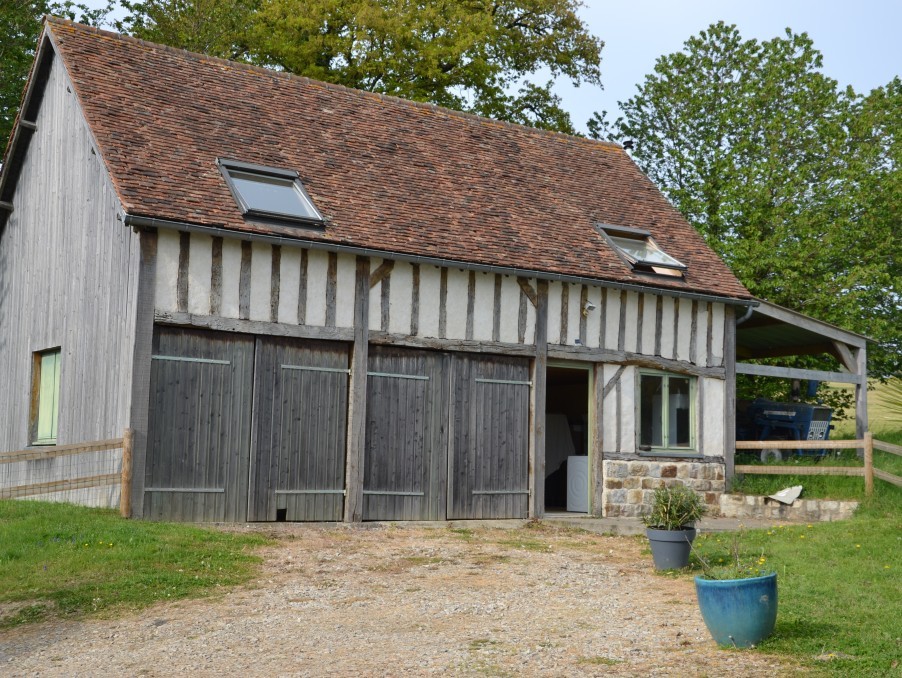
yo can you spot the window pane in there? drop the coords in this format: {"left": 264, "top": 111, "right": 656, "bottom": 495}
{"left": 36, "top": 351, "right": 60, "bottom": 443}
{"left": 609, "top": 235, "right": 684, "bottom": 268}
{"left": 668, "top": 377, "right": 691, "bottom": 447}
{"left": 639, "top": 375, "right": 663, "bottom": 447}
{"left": 230, "top": 171, "right": 319, "bottom": 220}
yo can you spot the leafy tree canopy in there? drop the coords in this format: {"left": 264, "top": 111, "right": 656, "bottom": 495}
{"left": 1, "top": 1, "right": 111, "bottom": 156}
{"left": 591, "top": 22, "right": 900, "bottom": 384}
{"left": 117, "top": 0, "right": 603, "bottom": 133}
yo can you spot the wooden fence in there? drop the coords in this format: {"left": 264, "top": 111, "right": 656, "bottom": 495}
{"left": 0, "top": 430, "right": 133, "bottom": 516}
{"left": 735, "top": 432, "right": 902, "bottom": 496}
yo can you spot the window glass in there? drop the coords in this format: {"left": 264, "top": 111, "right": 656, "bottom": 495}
{"left": 639, "top": 375, "right": 663, "bottom": 447}
{"left": 34, "top": 350, "right": 61, "bottom": 444}
{"left": 608, "top": 235, "right": 684, "bottom": 268}
{"left": 229, "top": 170, "right": 321, "bottom": 221}
{"left": 639, "top": 372, "right": 694, "bottom": 451}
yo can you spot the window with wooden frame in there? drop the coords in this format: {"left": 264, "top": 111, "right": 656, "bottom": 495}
{"left": 597, "top": 223, "right": 686, "bottom": 277}
{"left": 637, "top": 370, "right": 695, "bottom": 452}
{"left": 218, "top": 158, "right": 324, "bottom": 226}
{"left": 30, "top": 348, "right": 61, "bottom": 445}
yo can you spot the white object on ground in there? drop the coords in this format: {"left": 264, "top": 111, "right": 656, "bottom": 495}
{"left": 767, "top": 485, "right": 803, "bottom": 505}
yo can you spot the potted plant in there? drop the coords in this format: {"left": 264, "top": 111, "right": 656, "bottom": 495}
{"left": 642, "top": 484, "right": 707, "bottom": 570}
{"left": 693, "top": 535, "right": 778, "bottom": 648}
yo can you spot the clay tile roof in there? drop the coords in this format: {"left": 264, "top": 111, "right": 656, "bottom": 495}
{"left": 44, "top": 18, "right": 750, "bottom": 300}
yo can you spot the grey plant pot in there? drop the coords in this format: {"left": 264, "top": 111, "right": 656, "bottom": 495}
{"left": 646, "top": 527, "right": 697, "bottom": 570}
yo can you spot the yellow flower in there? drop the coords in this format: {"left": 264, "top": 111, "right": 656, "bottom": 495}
{"left": 800, "top": 535, "right": 806, "bottom": 539}
{"left": 856, "top": 544, "right": 861, "bottom": 548}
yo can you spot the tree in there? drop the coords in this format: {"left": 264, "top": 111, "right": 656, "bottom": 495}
{"left": 1, "top": 1, "right": 111, "bottom": 157}
{"left": 591, "top": 22, "right": 900, "bottom": 382}
{"left": 117, "top": 0, "right": 602, "bottom": 133}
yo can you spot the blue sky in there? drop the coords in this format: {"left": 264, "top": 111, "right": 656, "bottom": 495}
{"left": 560, "top": 0, "right": 902, "bottom": 132}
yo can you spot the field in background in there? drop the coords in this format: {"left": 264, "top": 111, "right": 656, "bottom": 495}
{"left": 829, "top": 378, "right": 902, "bottom": 436}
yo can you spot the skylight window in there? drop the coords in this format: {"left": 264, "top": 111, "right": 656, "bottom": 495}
{"left": 219, "top": 159, "right": 323, "bottom": 225}
{"left": 597, "top": 223, "right": 686, "bottom": 277}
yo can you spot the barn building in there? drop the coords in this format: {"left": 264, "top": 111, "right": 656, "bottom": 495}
{"left": 0, "top": 19, "right": 869, "bottom": 522}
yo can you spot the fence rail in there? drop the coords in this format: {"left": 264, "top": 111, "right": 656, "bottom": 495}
{"left": 0, "top": 430, "right": 133, "bottom": 516}
{"left": 735, "top": 432, "right": 902, "bottom": 495}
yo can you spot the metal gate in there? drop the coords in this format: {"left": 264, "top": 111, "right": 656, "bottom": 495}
{"left": 363, "top": 346, "right": 449, "bottom": 520}
{"left": 448, "top": 354, "right": 531, "bottom": 519}
{"left": 145, "top": 327, "right": 254, "bottom": 522}
{"left": 248, "top": 337, "right": 349, "bottom": 521}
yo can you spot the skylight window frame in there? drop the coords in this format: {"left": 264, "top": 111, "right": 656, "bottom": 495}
{"left": 596, "top": 223, "right": 687, "bottom": 277}
{"left": 218, "top": 158, "right": 324, "bottom": 226}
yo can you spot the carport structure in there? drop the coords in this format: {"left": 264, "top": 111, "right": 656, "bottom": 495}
{"left": 726, "top": 299, "right": 871, "bottom": 477}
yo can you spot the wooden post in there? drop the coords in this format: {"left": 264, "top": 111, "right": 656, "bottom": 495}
{"left": 591, "top": 363, "right": 605, "bottom": 516}
{"left": 864, "top": 431, "right": 874, "bottom": 497}
{"left": 723, "top": 305, "right": 737, "bottom": 488}
{"left": 529, "top": 280, "right": 548, "bottom": 519}
{"left": 344, "top": 256, "right": 370, "bottom": 522}
{"left": 120, "top": 429, "right": 133, "bottom": 517}
{"left": 855, "top": 346, "right": 868, "bottom": 450}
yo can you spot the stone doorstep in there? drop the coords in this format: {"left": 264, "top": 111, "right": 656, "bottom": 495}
{"left": 718, "top": 493, "right": 859, "bottom": 522}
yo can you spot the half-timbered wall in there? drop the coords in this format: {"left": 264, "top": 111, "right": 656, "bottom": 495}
{"left": 0, "top": 52, "right": 139, "bottom": 505}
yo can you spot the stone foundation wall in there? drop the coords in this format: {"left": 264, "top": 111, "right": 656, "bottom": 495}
{"left": 602, "top": 460, "right": 725, "bottom": 518}
{"left": 719, "top": 494, "right": 858, "bottom": 522}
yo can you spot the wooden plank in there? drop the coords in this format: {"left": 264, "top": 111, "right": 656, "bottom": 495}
{"left": 270, "top": 245, "right": 281, "bottom": 323}
{"left": 548, "top": 344, "right": 726, "bottom": 378}
{"left": 0, "top": 473, "right": 121, "bottom": 500}
{"left": 735, "top": 465, "right": 865, "bottom": 477}
{"left": 559, "top": 282, "right": 569, "bottom": 346}
{"left": 297, "top": 249, "right": 308, "bottom": 324}
{"left": 344, "top": 257, "right": 370, "bottom": 522}
{"left": 238, "top": 240, "right": 252, "bottom": 320}
{"left": 874, "top": 439, "right": 902, "bottom": 457}
{"left": 864, "top": 431, "right": 874, "bottom": 496}
{"left": 120, "top": 428, "right": 133, "bottom": 517}
{"left": 874, "top": 468, "right": 902, "bottom": 488}
{"left": 210, "top": 236, "right": 223, "bottom": 316}
{"left": 411, "top": 264, "right": 420, "bottom": 336}
{"left": 517, "top": 277, "right": 537, "bottom": 306}
{"left": 578, "top": 285, "right": 588, "bottom": 346}
{"left": 736, "top": 362, "right": 863, "bottom": 384}
{"left": 325, "top": 252, "right": 337, "bottom": 327}
{"left": 369, "top": 259, "right": 394, "bottom": 288}
{"left": 688, "top": 299, "right": 698, "bottom": 364}
{"left": 736, "top": 439, "right": 865, "bottom": 450}
{"left": 617, "top": 290, "right": 627, "bottom": 351}
{"left": 0, "top": 438, "right": 123, "bottom": 463}
{"left": 592, "top": 363, "right": 604, "bottom": 516}
{"left": 653, "top": 295, "right": 663, "bottom": 357}
{"left": 380, "top": 269, "right": 391, "bottom": 331}
{"left": 465, "top": 270, "right": 476, "bottom": 340}
{"left": 492, "top": 274, "right": 502, "bottom": 342}
{"left": 155, "top": 311, "right": 354, "bottom": 342}
{"left": 439, "top": 267, "right": 448, "bottom": 338}
{"left": 176, "top": 231, "right": 190, "bottom": 313}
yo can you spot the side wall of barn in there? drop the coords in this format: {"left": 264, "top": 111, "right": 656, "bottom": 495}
{"left": 0, "top": 51, "right": 139, "bottom": 507}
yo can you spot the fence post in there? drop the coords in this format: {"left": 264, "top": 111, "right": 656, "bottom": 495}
{"left": 863, "top": 431, "right": 874, "bottom": 497}
{"left": 120, "top": 429, "right": 133, "bottom": 518}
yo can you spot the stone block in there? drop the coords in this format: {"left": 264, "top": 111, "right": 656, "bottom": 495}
{"left": 627, "top": 489, "right": 645, "bottom": 505}
{"left": 607, "top": 461, "right": 629, "bottom": 479}
{"left": 676, "top": 465, "right": 690, "bottom": 479}
{"left": 622, "top": 477, "right": 641, "bottom": 489}
{"left": 641, "top": 478, "right": 665, "bottom": 490}
{"left": 606, "top": 489, "right": 626, "bottom": 504}
{"left": 661, "top": 465, "right": 677, "bottom": 478}
{"left": 605, "top": 479, "right": 623, "bottom": 490}
{"left": 628, "top": 462, "right": 649, "bottom": 477}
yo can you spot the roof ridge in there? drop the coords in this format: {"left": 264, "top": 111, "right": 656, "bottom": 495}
{"left": 45, "top": 16, "right": 623, "bottom": 151}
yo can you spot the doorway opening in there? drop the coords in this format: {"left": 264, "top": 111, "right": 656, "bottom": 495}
{"left": 544, "top": 364, "right": 591, "bottom": 513}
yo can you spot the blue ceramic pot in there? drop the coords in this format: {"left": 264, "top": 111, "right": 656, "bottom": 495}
{"left": 694, "top": 572, "right": 778, "bottom": 648}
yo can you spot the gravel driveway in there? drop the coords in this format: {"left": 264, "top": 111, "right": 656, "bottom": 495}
{"left": 1, "top": 523, "right": 794, "bottom": 676}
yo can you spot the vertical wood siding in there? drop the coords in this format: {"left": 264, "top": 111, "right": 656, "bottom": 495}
{"left": 249, "top": 337, "right": 349, "bottom": 521}
{"left": 145, "top": 327, "right": 254, "bottom": 522}
{"left": 363, "top": 346, "right": 448, "bottom": 520}
{"left": 448, "top": 354, "right": 531, "bottom": 519}
{"left": 0, "top": 54, "right": 139, "bottom": 454}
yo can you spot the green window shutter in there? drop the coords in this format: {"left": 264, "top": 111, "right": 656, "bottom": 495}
{"left": 35, "top": 351, "right": 60, "bottom": 444}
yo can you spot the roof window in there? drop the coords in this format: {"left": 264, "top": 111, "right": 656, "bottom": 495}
{"left": 597, "top": 223, "right": 686, "bottom": 277}
{"left": 219, "top": 159, "right": 323, "bottom": 225}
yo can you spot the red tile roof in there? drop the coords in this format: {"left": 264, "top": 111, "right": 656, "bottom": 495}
{"left": 44, "top": 18, "right": 750, "bottom": 299}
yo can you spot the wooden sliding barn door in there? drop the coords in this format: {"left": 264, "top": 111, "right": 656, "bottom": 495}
{"left": 248, "top": 337, "right": 349, "bottom": 521}
{"left": 448, "top": 354, "right": 531, "bottom": 519}
{"left": 145, "top": 327, "right": 254, "bottom": 522}
{"left": 362, "top": 346, "right": 449, "bottom": 521}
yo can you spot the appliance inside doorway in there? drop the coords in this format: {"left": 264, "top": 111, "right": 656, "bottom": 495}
{"left": 544, "top": 366, "right": 590, "bottom": 513}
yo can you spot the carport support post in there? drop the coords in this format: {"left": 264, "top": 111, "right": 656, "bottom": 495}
{"left": 855, "top": 346, "right": 868, "bottom": 444}
{"left": 723, "top": 305, "right": 737, "bottom": 485}
{"left": 529, "top": 280, "right": 548, "bottom": 519}
{"left": 344, "top": 256, "right": 370, "bottom": 522}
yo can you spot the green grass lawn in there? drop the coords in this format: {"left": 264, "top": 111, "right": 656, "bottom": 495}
{"left": 694, "top": 429, "right": 901, "bottom": 676}
{"left": 0, "top": 500, "right": 269, "bottom": 628}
